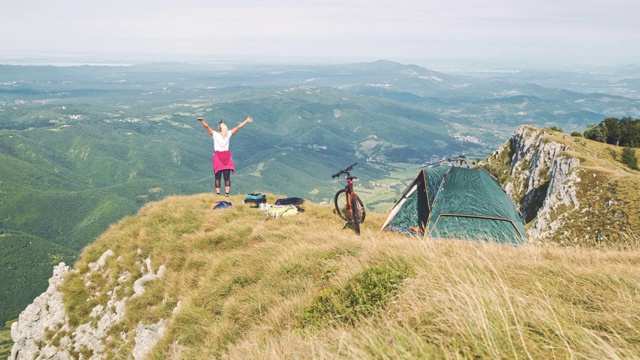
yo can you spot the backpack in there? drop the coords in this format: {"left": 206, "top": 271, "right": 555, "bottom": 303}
{"left": 244, "top": 193, "right": 267, "bottom": 206}
{"left": 212, "top": 201, "right": 232, "bottom": 210}
{"left": 266, "top": 204, "right": 299, "bottom": 218}
{"left": 275, "top": 197, "right": 304, "bottom": 206}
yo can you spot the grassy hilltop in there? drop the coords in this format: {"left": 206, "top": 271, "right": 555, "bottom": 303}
{"left": 45, "top": 193, "right": 640, "bottom": 359}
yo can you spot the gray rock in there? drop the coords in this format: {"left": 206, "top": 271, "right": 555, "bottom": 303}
{"left": 10, "top": 250, "right": 169, "bottom": 359}
{"left": 133, "top": 319, "right": 167, "bottom": 360}
{"left": 490, "top": 125, "right": 583, "bottom": 243}
{"left": 10, "top": 263, "right": 71, "bottom": 360}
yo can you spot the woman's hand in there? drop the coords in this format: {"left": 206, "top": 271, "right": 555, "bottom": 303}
{"left": 245, "top": 116, "right": 253, "bottom": 123}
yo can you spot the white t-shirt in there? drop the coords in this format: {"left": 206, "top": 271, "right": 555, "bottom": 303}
{"left": 212, "top": 131, "right": 232, "bottom": 152}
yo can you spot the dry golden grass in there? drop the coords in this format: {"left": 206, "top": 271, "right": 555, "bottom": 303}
{"left": 560, "top": 137, "right": 640, "bottom": 246}
{"left": 60, "top": 193, "right": 640, "bottom": 359}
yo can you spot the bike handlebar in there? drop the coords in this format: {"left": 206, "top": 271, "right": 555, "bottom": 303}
{"left": 332, "top": 162, "right": 358, "bottom": 178}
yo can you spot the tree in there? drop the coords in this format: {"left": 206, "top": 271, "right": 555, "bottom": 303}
{"left": 583, "top": 124, "right": 606, "bottom": 142}
{"left": 603, "top": 117, "right": 622, "bottom": 146}
{"left": 583, "top": 117, "right": 640, "bottom": 147}
{"left": 621, "top": 147, "right": 639, "bottom": 170}
{"left": 619, "top": 117, "right": 640, "bottom": 147}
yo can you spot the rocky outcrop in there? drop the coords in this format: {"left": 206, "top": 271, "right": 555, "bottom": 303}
{"left": 10, "top": 263, "right": 71, "bottom": 360}
{"left": 485, "top": 124, "right": 640, "bottom": 246}
{"left": 527, "top": 155, "right": 581, "bottom": 240}
{"left": 132, "top": 319, "right": 167, "bottom": 360}
{"left": 10, "top": 250, "right": 170, "bottom": 360}
{"left": 485, "top": 126, "right": 583, "bottom": 243}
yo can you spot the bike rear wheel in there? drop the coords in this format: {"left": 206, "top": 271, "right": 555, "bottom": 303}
{"left": 334, "top": 189, "right": 366, "bottom": 223}
{"left": 334, "top": 189, "right": 350, "bottom": 221}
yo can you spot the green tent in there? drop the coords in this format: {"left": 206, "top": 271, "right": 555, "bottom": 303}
{"left": 381, "top": 166, "right": 527, "bottom": 245}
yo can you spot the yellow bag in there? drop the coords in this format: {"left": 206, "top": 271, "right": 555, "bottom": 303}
{"left": 267, "top": 205, "right": 298, "bottom": 218}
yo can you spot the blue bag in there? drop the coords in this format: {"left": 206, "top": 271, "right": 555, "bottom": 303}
{"left": 244, "top": 193, "right": 266, "bottom": 206}
{"left": 212, "top": 201, "right": 232, "bottom": 210}
{"left": 275, "top": 197, "right": 304, "bottom": 206}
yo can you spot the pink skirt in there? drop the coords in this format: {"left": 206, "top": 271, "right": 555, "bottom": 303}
{"left": 212, "top": 150, "right": 235, "bottom": 174}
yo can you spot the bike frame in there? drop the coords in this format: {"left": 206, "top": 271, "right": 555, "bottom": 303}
{"left": 344, "top": 175, "right": 357, "bottom": 219}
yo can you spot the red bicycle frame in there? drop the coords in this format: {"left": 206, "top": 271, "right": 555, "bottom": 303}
{"left": 332, "top": 162, "right": 365, "bottom": 234}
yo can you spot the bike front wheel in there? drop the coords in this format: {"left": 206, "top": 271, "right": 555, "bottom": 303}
{"left": 334, "top": 189, "right": 366, "bottom": 223}
{"left": 352, "top": 194, "right": 362, "bottom": 235}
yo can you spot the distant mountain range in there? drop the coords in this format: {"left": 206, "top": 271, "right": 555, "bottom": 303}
{"left": 1, "top": 60, "right": 639, "bottom": 325}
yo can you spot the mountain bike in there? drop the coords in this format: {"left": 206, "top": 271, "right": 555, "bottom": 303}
{"left": 332, "top": 162, "right": 366, "bottom": 234}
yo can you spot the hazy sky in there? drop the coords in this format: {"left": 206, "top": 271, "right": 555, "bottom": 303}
{"left": 2, "top": 0, "right": 639, "bottom": 66}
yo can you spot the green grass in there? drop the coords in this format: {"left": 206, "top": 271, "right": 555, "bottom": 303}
{"left": 301, "top": 259, "right": 414, "bottom": 327}
{"left": 0, "top": 320, "right": 15, "bottom": 359}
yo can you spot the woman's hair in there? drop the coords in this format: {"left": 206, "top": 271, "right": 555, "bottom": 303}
{"left": 218, "top": 121, "right": 229, "bottom": 137}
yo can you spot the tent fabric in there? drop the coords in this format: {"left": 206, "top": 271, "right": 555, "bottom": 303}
{"left": 381, "top": 166, "right": 527, "bottom": 245}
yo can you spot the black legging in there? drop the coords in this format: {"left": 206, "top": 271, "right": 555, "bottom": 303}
{"left": 215, "top": 169, "right": 231, "bottom": 189}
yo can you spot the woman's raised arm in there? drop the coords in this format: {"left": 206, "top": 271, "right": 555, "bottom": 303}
{"left": 231, "top": 116, "right": 253, "bottom": 135}
{"left": 198, "top": 117, "right": 214, "bottom": 136}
